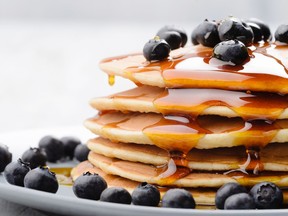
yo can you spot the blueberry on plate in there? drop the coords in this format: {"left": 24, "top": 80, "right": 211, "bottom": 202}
{"left": 143, "top": 37, "right": 171, "bottom": 61}
{"left": 73, "top": 172, "right": 107, "bottom": 200}
{"left": 4, "top": 158, "right": 30, "bottom": 186}
{"left": 224, "top": 193, "right": 256, "bottom": 209}
{"left": 100, "top": 187, "right": 131, "bottom": 204}
{"left": 162, "top": 188, "right": 196, "bottom": 209}
{"left": 250, "top": 182, "right": 283, "bottom": 209}
{"left": 24, "top": 166, "right": 58, "bottom": 193}
{"left": 191, "top": 19, "right": 220, "bottom": 47}
{"left": 275, "top": 24, "right": 288, "bottom": 44}
{"left": 22, "top": 147, "right": 47, "bottom": 169}
{"left": 157, "top": 31, "right": 182, "bottom": 50}
{"left": 245, "top": 18, "right": 272, "bottom": 41}
{"left": 218, "top": 17, "right": 254, "bottom": 46}
{"left": 38, "top": 135, "right": 64, "bottom": 162}
{"left": 74, "top": 144, "right": 90, "bottom": 162}
{"left": 131, "top": 182, "right": 160, "bottom": 206}
{"left": 157, "top": 25, "right": 188, "bottom": 47}
{"left": 213, "top": 40, "right": 249, "bottom": 65}
{"left": 246, "top": 22, "right": 263, "bottom": 42}
{"left": 0, "top": 144, "right": 12, "bottom": 172}
{"left": 60, "top": 136, "right": 81, "bottom": 159}
{"left": 215, "top": 182, "right": 247, "bottom": 209}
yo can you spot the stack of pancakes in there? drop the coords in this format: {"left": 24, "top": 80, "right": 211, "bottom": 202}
{"left": 71, "top": 44, "right": 288, "bottom": 206}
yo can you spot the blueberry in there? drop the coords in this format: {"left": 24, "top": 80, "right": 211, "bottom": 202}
{"left": 224, "top": 193, "right": 256, "bottom": 209}
{"left": 275, "top": 24, "right": 288, "bottom": 44}
{"left": 131, "top": 182, "right": 160, "bottom": 206}
{"left": 0, "top": 144, "right": 12, "bottom": 172}
{"left": 74, "top": 144, "right": 90, "bottom": 162}
{"left": 24, "top": 166, "right": 58, "bottom": 193}
{"left": 60, "top": 136, "right": 81, "bottom": 159}
{"left": 4, "top": 158, "right": 30, "bottom": 186}
{"left": 157, "top": 31, "right": 182, "bottom": 50}
{"left": 246, "top": 22, "right": 263, "bottom": 42}
{"left": 191, "top": 19, "right": 220, "bottom": 47}
{"left": 218, "top": 17, "right": 254, "bottom": 46}
{"left": 213, "top": 40, "right": 249, "bottom": 65}
{"left": 250, "top": 182, "right": 283, "bottom": 209}
{"left": 38, "top": 135, "right": 64, "bottom": 162}
{"left": 143, "top": 37, "right": 171, "bottom": 61}
{"left": 100, "top": 187, "right": 131, "bottom": 204}
{"left": 245, "top": 18, "right": 272, "bottom": 41}
{"left": 215, "top": 182, "right": 247, "bottom": 209}
{"left": 157, "top": 25, "right": 187, "bottom": 47}
{"left": 22, "top": 147, "right": 47, "bottom": 169}
{"left": 73, "top": 171, "right": 107, "bottom": 200}
{"left": 162, "top": 188, "right": 196, "bottom": 209}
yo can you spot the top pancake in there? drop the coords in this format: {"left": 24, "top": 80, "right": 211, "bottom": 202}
{"left": 99, "top": 44, "right": 288, "bottom": 93}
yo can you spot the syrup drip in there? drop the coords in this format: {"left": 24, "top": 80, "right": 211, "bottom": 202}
{"left": 108, "top": 74, "right": 115, "bottom": 86}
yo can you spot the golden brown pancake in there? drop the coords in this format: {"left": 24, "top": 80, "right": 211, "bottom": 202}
{"left": 87, "top": 137, "right": 288, "bottom": 171}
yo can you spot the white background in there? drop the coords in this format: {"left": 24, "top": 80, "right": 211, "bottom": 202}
{"left": 0, "top": 0, "right": 288, "bottom": 132}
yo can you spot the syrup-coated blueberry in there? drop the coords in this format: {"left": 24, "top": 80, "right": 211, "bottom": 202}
{"left": 22, "top": 147, "right": 47, "bottom": 169}
{"left": 215, "top": 182, "right": 247, "bottom": 209}
{"left": 191, "top": 19, "right": 220, "bottom": 47}
{"left": 24, "top": 166, "right": 58, "bottom": 193}
{"left": 157, "top": 25, "right": 187, "bottom": 47}
{"left": 4, "top": 158, "right": 30, "bottom": 186}
{"left": 224, "top": 193, "right": 256, "bottom": 209}
{"left": 245, "top": 18, "right": 272, "bottom": 41}
{"left": 213, "top": 40, "right": 249, "bottom": 65}
{"left": 73, "top": 172, "right": 107, "bottom": 200}
{"left": 246, "top": 22, "right": 262, "bottom": 42}
{"left": 143, "top": 37, "right": 171, "bottom": 61}
{"left": 162, "top": 188, "right": 196, "bottom": 209}
{"left": 0, "top": 144, "right": 12, "bottom": 172}
{"left": 250, "top": 182, "right": 283, "bottom": 209}
{"left": 275, "top": 24, "right": 288, "bottom": 44}
{"left": 131, "top": 182, "right": 160, "bottom": 206}
{"left": 218, "top": 17, "right": 254, "bottom": 46}
{"left": 157, "top": 31, "right": 182, "bottom": 50}
{"left": 38, "top": 136, "right": 64, "bottom": 162}
{"left": 61, "top": 136, "right": 81, "bottom": 159}
{"left": 100, "top": 187, "right": 131, "bottom": 204}
{"left": 74, "top": 144, "right": 90, "bottom": 162}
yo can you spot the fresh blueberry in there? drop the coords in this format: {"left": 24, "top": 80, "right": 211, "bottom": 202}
{"left": 213, "top": 40, "right": 249, "bottom": 65}
{"left": 275, "top": 24, "right": 288, "bottom": 44}
{"left": 157, "top": 25, "right": 187, "bottom": 47}
{"left": 250, "top": 182, "right": 283, "bottom": 209}
{"left": 224, "top": 193, "right": 256, "bottom": 209}
{"left": 38, "top": 135, "right": 64, "bottom": 162}
{"left": 143, "top": 37, "right": 171, "bottom": 61}
{"left": 162, "top": 188, "right": 195, "bottom": 209}
{"left": 74, "top": 144, "right": 90, "bottom": 162}
{"left": 73, "top": 171, "right": 107, "bottom": 200}
{"left": 131, "top": 182, "right": 160, "bottom": 206}
{"left": 215, "top": 182, "right": 247, "bottom": 209}
{"left": 24, "top": 166, "right": 58, "bottom": 193}
{"left": 100, "top": 187, "right": 131, "bottom": 204}
{"left": 191, "top": 19, "right": 220, "bottom": 47}
{"left": 157, "top": 31, "right": 182, "bottom": 50}
{"left": 22, "top": 147, "right": 47, "bottom": 169}
{"left": 245, "top": 18, "right": 272, "bottom": 41}
{"left": 218, "top": 17, "right": 254, "bottom": 46}
{"left": 4, "top": 158, "right": 30, "bottom": 186}
{"left": 60, "top": 136, "right": 81, "bottom": 159}
{"left": 0, "top": 144, "right": 12, "bottom": 172}
{"left": 246, "top": 22, "right": 263, "bottom": 42}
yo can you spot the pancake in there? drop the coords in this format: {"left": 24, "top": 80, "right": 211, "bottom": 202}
{"left": 84, "top": 111, "right": 288, "bottom": 151}
{"left": 91, "top": 85, "right": 288, "bottom": 120}
{"left": 99, "top": 44, "right": 288, "bottom": 94}
{"left": 87, "top": 137, "right": 288, "bottom": 171}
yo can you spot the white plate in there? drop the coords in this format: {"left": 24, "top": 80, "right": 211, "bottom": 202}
{"left": 0, "top": 127, "right": 288, "bottom": 216}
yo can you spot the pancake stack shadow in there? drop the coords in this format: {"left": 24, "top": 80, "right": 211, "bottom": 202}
{"left": 71, "top": 44, "right": 288, "bottom": 206}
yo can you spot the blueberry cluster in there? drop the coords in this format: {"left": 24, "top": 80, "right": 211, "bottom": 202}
{"left": 215, "top": 182, "right": 283, "bottom": 209}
